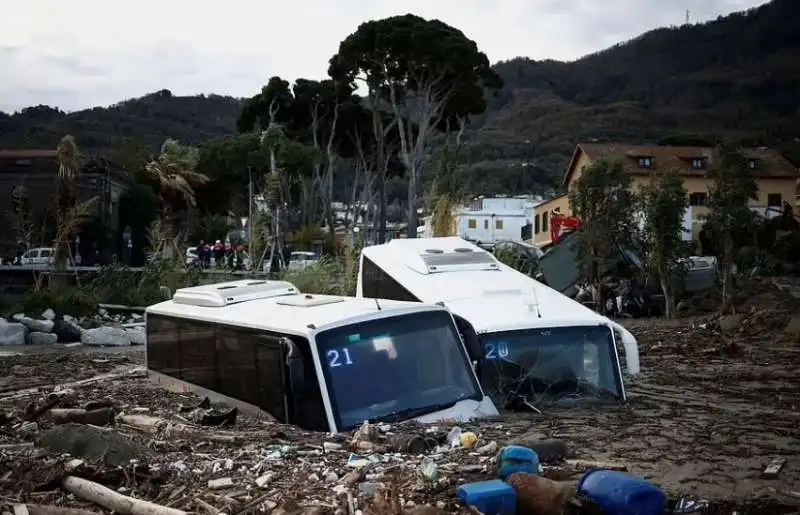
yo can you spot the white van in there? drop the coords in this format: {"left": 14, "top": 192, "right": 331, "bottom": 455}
{"left": 145, "top": 279, "right": 497, "bottom": 432}
{"left": 356, "top": 237, "right": 640, "bottom": 411}
{"left": 20, "top": 247, "right": 55, "bottom": 267}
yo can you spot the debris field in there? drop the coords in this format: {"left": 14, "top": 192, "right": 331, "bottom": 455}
{"left": 0, "top": 280, "right": 798, "bottom": 514}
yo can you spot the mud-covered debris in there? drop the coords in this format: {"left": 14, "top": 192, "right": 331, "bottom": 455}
{"left": 37, "top": 423, "right": 150, "bottom": 467}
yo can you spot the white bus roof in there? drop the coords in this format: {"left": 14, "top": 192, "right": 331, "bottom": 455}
{"left": 361, "top": 237, "right": 611, "bottom": 333}
{"left": 146, "top": 279, "right": 447, "bottom": 338}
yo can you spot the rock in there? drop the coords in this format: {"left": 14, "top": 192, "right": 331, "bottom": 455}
{"left": 0, "top": 323, "right": 28, "bottom": 345}
{"left": 506, "top": 472, "right": 575, "bottom": 515}
{"left": 125, "top": 327, "right": 146, "bottom": 345}
{"left": 718, "top": 314, "right": 743, "bottom": 333}
{"left": 784, "top": 314, "right": 800, "bottom": 339}
{"left": 0, "top": 317, "right": 6, "bottom": 324}
{"left": 19, "top": 317, "right": 55, "bottom": 333}
{"left": 81, "top": 326, "right": 131, "bottom": 346}
{"left": 37, "top": 423, "right": 150, "bottom": 467}
{"left": 27, "top": 331, "right": 58, "bottom": 345}
{"left": 11, "top": 313, "right": 25, "bottom": 322}
{"left": 41, "top": 308, "right": 56, "bottom": 321}
{"left": 53, "top": 319, "right": 83, "bottom": 343}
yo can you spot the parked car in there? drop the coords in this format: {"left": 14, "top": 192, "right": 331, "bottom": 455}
{"left": 186, "top": 247, "right": 199, "bottom": 266}
{"left": 20, "top": 247, "right": 55, "bottom": 267}
{"left": 287, "top": 251, "right": 318, "bottom": 271}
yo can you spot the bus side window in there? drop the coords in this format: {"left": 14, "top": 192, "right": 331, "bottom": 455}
{"left": 146, "top": 314, "right": 180, "bottom": 377}
{"left": 286, "top": 337, "right": 328, "bottom": 431}
{"left": 361, "top": 256, "right": 418, "bottom": 302}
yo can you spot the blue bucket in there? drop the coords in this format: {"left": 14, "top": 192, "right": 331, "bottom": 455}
{"left": 577, "top": 469, "right": 666, "bottom": 515}
{"left": 497, "top": 445, "right": 539, "bottom": 479}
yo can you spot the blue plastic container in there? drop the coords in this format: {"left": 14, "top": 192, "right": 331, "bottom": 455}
{"left": 497, "top": 445, "right": 539, "bottom": 479}
{"left": 577, "top": 469, "right": 666, "bottom": 515}
{"left": 456, "top": 480, "right": 517, "bottom": 515}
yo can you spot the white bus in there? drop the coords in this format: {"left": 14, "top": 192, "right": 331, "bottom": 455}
{"left": 356, "top": 237, "right": 640, "bottom": 411}
{"left": 145, "top": 279, "right": 497, "bottom": 432}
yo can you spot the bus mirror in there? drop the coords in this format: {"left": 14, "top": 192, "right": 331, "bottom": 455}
{"left": 280, "top": 337, "right": 306, "bottom": 393}
{"left": 287, "top": 357, "right": 306, "bottom": 393}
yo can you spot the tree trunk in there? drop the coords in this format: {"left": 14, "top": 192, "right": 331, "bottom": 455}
{"left": 719, "top": 236, "right": 735, "bottom": 314}
{"left": 406, "top": 168, "right": 418, "bottom": 238}
{"left": 660, "top": 274, "right": 674, "bottom": 318}
{"left": 371, "top": 106, "right": 387, "bottom": 243}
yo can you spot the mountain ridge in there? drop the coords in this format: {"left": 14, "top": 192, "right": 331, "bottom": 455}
{"left": 1, "top": 0, "right": 797, "bottom": 196}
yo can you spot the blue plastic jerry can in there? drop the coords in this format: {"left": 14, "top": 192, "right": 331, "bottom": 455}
{"left": 577, "top": 469, "right": 666, "bottom": 515}
{"left": 456, "top": 480, "right": 517, "bottom": 515}
{"left": 497, "top": 445, "right": 540, "bottom": 479}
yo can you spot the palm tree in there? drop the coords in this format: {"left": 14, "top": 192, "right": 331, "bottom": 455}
{"left": 53, "top": 135, "right": 80, "bottom": 271}
{"left": 145, "top": 139, "right": 209, "bottom": 261}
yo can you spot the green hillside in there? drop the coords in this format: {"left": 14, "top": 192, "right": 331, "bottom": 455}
{"left": 1, "top": 0, "right": 798, "bottom": 196}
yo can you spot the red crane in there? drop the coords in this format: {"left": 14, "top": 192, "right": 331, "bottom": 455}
{"left": 550, "top": 210, "right": 582, "bottom": 242}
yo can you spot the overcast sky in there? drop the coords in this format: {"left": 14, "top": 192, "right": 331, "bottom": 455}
{"left": 0, "top": 0, "right": 768, "bottom": 113}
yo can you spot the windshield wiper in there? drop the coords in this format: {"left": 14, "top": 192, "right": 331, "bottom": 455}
{"left": 373, "top": 401, "right": 458, "bottom": 423}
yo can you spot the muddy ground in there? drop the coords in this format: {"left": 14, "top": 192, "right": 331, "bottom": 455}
{"left": 0, "top": 280, "right": 798, "bottom": 513}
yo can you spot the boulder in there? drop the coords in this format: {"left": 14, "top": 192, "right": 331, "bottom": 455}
{"left": 81, "top": 326, "right": 131, "bottom": 346}
{"left": 125, "top": 327, "right": 146, "bottom": 346}
{"left": 0, "top": 323, "right": 28, "bottom": 345}
{"left": 27, "top": 331, "right": 58, "bottom": 345}
{"left": 53, "top": 319, "right": 84, "bottom": 343}
{"left": 19, "top": 316, "right": 55, "bottom": 333}
{"left": 41, "top": 308, "right": 56, "bottom": 321}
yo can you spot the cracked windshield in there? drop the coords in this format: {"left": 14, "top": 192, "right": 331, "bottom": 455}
{"left": 316, "top": 311, "right": 482, "bottom": 431}
{"left": 480, "top": 325, "right": 623, "bottom": 410}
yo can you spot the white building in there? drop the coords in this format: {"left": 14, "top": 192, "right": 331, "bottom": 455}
{"left": 455, "top": 196, "right": 542, "bottom": 244}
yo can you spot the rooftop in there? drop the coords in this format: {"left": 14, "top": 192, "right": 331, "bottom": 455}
{"left": 563, "top": 143, "right": 799, "bottom": 186}
{"left": 146, "top": 281, "right": 439, "bottom": 337}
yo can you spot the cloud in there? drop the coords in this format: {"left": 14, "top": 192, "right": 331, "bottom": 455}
{"left": 0, "top": 0, "right": 768, "bottom": 112}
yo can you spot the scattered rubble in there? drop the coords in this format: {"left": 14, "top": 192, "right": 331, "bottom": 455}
{"left": 0, "top": 279, "right": 798, "bottom": 514}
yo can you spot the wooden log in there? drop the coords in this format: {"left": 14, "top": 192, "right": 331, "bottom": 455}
{"left": 565, "top": 459, "right": 627, "bottom": 471}
{"left": 61, "top": 476, "right": 187, "bottom": 515}
{"left": 118, "top": 415, "right": 237, "bottom": 443}
{"left": 50, "top": 408, "right": 114, "bottom": 426}
{"left": 22, "top": 397, "right": 61, "bottom": 422}
{"left": 25, "top": 505, "right": 102, "bottom": 515}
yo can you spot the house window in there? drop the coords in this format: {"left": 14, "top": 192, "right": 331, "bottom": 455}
{"left": 691, "top": 158, "right": 705, "bottom": 169}
{"left": 688, "top": 192, "right": 708, "bottom": 206}
{"left": 767, "top": 193, "right": 782, "bottom": 207}
{"left": 534, "top": 215, "right": 540, "bottom": 234}
{"left": 483, "top": 219, "right": 489, "bottom": 229}
{"left": 748, "top": 159, "right": 758, "bottom": 169}
{"left": 638, "top": 157, "right": 653, "bottom": 168}
{"left": 542, "top": 212, "right": 549, "bottom": 231}
{"left": 468, "top": 218, "right": 476, "bottom": 229}
{"left": 495, "top": 220, "right": 504, "bottom": 230}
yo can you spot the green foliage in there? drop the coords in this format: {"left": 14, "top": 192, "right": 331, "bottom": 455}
{"left": 704, "top": 145, "right": 759, "bottom": 311}
{"left": 279, "top": 253, "right": 358, "bottom": 297}
{"left": 13, "top": 288, "right": 98, "bottom": 318}
{"left": 569, "top": 159, "right": 636, "bottom": 284}
{"left": 638, "top": 170, "right": 689, "bottom": 316}
{"left": 329, "top": 14, "right": 502, "bottom": 129}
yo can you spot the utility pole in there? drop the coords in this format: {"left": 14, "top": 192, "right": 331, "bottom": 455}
{"left": 685, "top": 9, "right": 690, "bottom": 25}
{"left": 248, "top": 167, "right": 254, "bottom": 260}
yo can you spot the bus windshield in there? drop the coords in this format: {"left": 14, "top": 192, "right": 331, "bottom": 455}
{"left": 315, "top": 310, "right": 483, "bottom": 431}
{"left": 479, "top": 325, "right": 623, "bottom": 409}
